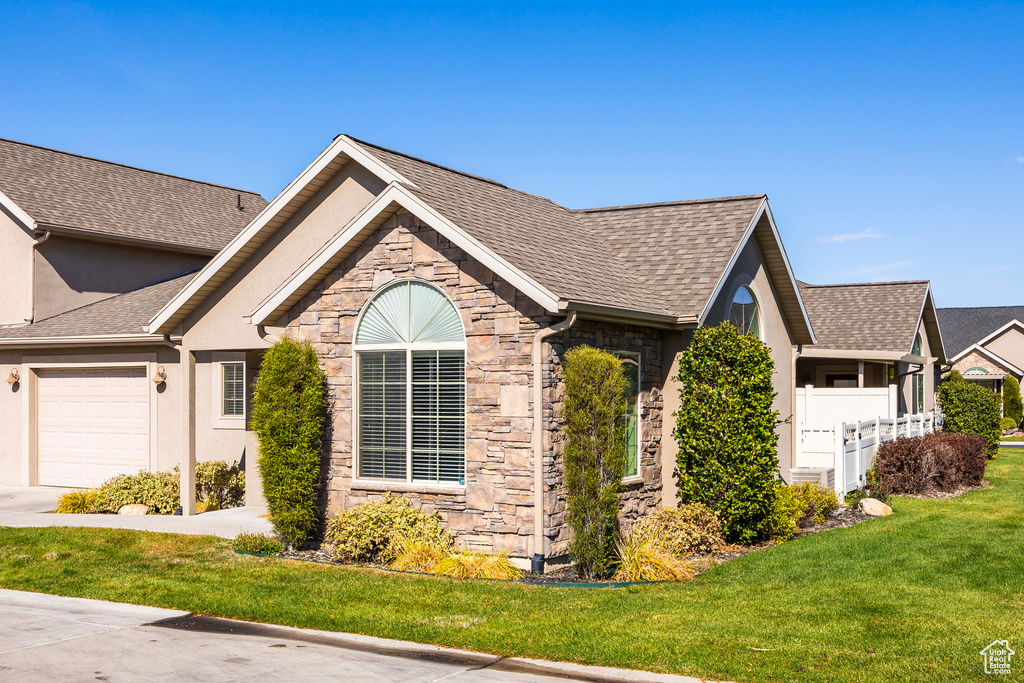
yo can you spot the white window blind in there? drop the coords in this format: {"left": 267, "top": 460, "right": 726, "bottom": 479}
{"left": 411, "top": 350, "right": 466, "bottom": 484}
{"left": 222, "top": 362, "right": 245, "bottom": 417}
{"left": 358, "top": 351, "right": 407, "bottom": 480}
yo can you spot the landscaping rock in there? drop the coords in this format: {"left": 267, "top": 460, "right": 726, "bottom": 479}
{"left": 859, "top": 498, "right": 892, "bottom": 517}
{"left": 117, "top": 504, "right": 150, "bottom": 516}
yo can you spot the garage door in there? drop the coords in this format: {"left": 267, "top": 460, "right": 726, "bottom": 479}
{"left": 37, "top": 368, "right": 150, "bottom": 488}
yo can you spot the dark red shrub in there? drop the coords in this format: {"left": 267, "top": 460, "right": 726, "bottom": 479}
{"left": 873, "top": 433, "right": 987, "bottom": 494}
{"left": 873, "top": 437, "right": 924, "bottom": 494}
{"left": 941, "top": 433, "right": 987, "bottom": 486}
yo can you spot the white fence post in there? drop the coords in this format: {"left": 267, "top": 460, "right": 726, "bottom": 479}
{"left": 888, "top": 383, "right": 898, "bottom": 419}
{"left": 833, "top": 422, "right": 844, "bottom": 497}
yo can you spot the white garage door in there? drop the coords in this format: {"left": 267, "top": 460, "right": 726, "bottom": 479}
{"left": 37, "top": 368, "right": 150, "bottom": 488}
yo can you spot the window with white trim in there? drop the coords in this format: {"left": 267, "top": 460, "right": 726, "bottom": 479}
{"left": 614, "top": 351, "right": 641, "bottom": 479}
{"left": 355, "top": 280, "right": 466, "bottom": 485}
{"left": 221, "top": 362, "right": 245, "bottom": 417}
{"left": 730, "top": 286, "right": 760, "bottom": 337}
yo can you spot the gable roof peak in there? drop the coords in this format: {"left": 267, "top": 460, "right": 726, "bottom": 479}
{"left": 341, "top": 135, "right": 510, "bottom": 189}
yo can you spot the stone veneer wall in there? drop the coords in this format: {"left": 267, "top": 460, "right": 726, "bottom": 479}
{"left": 952, "top": 349, "right": 1015, "bottom": 377}
{"left": 285, "top": 211, "right": 664, "bottom": 559}
{"left": 544, "top": 322, "right": 665, "bottom": 558}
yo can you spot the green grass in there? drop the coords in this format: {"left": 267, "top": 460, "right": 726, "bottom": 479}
{"left": 4, "top": 451, "right": 1024, "bottom": 682}
{"left": 1001, "top": 436, "right": 1024, "bottom": 442}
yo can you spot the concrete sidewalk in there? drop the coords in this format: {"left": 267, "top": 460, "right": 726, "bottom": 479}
{"left": 0, "top": 486, "right": 273, "bottom": 538}
{"left": 0, "top": 589, "right": 716, "bottom": 682}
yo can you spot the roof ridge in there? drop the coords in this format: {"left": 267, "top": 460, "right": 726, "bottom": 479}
{"left": 937, "top": 305, "right": 1024, "bottom": 311}
{"left": 800, "top": 280, "right": 930, "bottom": 289}
{"left": 343, "top": 135, "right": 510, "bottom": 189}
{"left": 573, "top": 195, "right": 766, "bottom": 213}
{"left": 24, "top": 269, "right": 199, "bottom": 326}
{"left": 0, "top": 137, "right": 264, "bottom": 196}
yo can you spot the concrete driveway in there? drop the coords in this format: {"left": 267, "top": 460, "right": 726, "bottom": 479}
{"left": 0, "top": 590, "right": 707, "bottom": 683}
{"left": 0, "top": 486, "right": 273, "bottom": 539}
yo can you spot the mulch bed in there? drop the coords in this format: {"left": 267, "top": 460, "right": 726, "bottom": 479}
{"left": 253, "top": 504, "right": 878, "bottom": 585}
{"left": 897, "top": 480, "right": 989, "bottom": 500}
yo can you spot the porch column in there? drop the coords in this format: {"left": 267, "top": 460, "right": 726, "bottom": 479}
{"left": 858, "top": 361, "right": 864, "bottom": 388}
{"left": 180, "top": 347, "right": 197, "bottom": 516}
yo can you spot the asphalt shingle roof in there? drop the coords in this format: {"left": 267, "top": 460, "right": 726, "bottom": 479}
{"left": 349, "top": 138, "right": 765, "bottom": 318}
{"left": 798, "top": 280, "right": 930, "bottom": 352}
{"left": 0, "top": 138, "right": 267, "bottom": 252}
{"left": 936, "top": 306, "right": 1024, "bottom": 358}
{"left": 0, "top": 272, "right": 196, "bottom": 339}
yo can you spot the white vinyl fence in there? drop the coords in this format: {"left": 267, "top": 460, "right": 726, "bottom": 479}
{"left": 795, "top": 413, "right": 935, "bottom": 496}
{"left": 795, "top": 385, "right": 899, "bottom": 426}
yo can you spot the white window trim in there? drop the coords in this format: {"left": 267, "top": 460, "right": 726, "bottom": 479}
{"left": 212, "top": 354, "right": 246, "bottom": 430}
{"left": 351, "top": 279, "right": 468, "bottom": 489}
{"left": 613, "top": 350, "right": 642, "bottom": 483}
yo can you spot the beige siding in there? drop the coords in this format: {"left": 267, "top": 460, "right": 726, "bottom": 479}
{"left": 0, "top": 209, "right": 34, "bottom": 325}
{"left": 982, "top": 327, "right": 1024, "bottom": 373}
{"left": 33, "top": 236, "right": 208, "bottom": 321}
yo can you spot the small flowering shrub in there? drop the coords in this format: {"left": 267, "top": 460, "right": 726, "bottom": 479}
{"left": 326, "top": 495, "right": 453, "bottom": 564}
{"left": 233, "top": 532, "right": 285, "bottom": 555}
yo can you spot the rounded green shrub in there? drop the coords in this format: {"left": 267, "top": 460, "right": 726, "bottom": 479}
{"left": 1000, "top": 417, "right": 1018, "bottom": 430}
{"left": 562, "top": 345, "right": 629, "bottom": 579}
{"left": 325, "top": 494, "right": 453, "bottom": 564}
{"left": 1002, "top": 376, "right": 1022, "bottom": 427}
{"left": 629, "top": 504, "right": 724, "bottom": 555}
{"left": 938, "top": 374, "right": 1001, "bottom": 457}
{"left": 232, "top": 532, "right": 285, "bottom": 555}
{"left": 674, "top": 321, "right": 782, "bottom": 544}
{"left": 250, "top": 336, "right": 327, "bottom": 547}
{"left": 96, "top": 471, "right": 180, "bottom": 514}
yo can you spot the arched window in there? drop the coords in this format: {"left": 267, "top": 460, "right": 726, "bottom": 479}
{"left": 965, "top": 366, "right": 989, "bottom": 375}
{"left": 729, "top": 286, "right": 760, "bottom": 337}
{"left": 354, "top": 280, "right": 466, "bottom": 485}
{"left": 912, "top": 333, "right": 922, "bottom": 356}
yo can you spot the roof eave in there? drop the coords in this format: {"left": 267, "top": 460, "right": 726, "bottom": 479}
{"left": 0, "top": 334, "right": 177, "bottom": 348}
{"left": 35, "top": 221, "right": 221, "bottom": 256}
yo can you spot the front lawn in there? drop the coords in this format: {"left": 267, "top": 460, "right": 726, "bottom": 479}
{"left": 3, "top": 451, "right": 1024, "bottom": 682}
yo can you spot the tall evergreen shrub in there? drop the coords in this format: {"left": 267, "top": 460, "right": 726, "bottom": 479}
{"left": 562, "top": 346, "right": 628, "bottom": 578}
{"left": 1003, "top": 376, "right": 1022, "bottom": 427}
{"left": 674, "top": 322, "right": 782, "bottom": 544}
{"left": 250, "top": 337, "right": 327, "bottom": 546}
{"left": 938, "top": 373, "right": 1001, "bottom": 457}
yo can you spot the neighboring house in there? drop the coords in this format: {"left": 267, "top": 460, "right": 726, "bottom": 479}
{"left": 796, "top": 281, "right": 945, "bottom": 417}
{"left": 0, "top": 134, "right": 815, "bottom": 569}
{"left": 0, "top": 138, "right": 267, "bottom": 488}
{"left": 936, "top": 306, "right": 1024, "bottom": 401}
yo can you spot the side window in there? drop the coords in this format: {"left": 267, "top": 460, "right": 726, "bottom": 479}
{"left": 221, "top": 362, "right": 245, "bottom": 417}
{"left": 614, "top": 351, "right": 641, "bottom": 479}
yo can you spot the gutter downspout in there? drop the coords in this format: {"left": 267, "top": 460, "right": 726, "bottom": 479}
{"left": 26, "top": 230, "right": 51, "bottom": 323}
{"left": 531, "top": 310, "right": 577, "bottom": 574}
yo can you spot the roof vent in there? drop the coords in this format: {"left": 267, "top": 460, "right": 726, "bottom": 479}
{"left": 237, "top": 193, "right": 243, "bottom": 211}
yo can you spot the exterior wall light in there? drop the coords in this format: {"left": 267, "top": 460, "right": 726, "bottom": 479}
{"left": 152, "top": 366, "right": 167, "bottom": 384}
{"left": 7, "top": 368, "right": 20, "bottom": 384}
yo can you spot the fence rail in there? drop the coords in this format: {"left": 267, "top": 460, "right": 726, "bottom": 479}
{"left": 796, "top": 413, "right": 935, "bottom": 496}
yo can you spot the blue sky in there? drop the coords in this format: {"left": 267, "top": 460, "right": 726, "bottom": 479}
{"left": 2, "top": 2, "right": 1022, "bottom": 307}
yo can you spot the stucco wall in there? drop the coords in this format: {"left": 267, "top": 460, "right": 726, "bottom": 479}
{"left": 33, "top": 236, "right": 208, "bottom": 321}
{"left": 982, "top": 327, "right": 1024, "bottom": 374}
{"left": 0, "top": 208, "right": 35, "bottom": 325}
{"left": 181, "top": 163, "right": 387, "bottom": 351}
{"left": 0, "top": 346, "right": 182, "bottom": 486}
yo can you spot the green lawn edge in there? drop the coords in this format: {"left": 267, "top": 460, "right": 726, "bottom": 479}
{"left": 3, "top": 450, "right": 1023, "bottom": 683}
